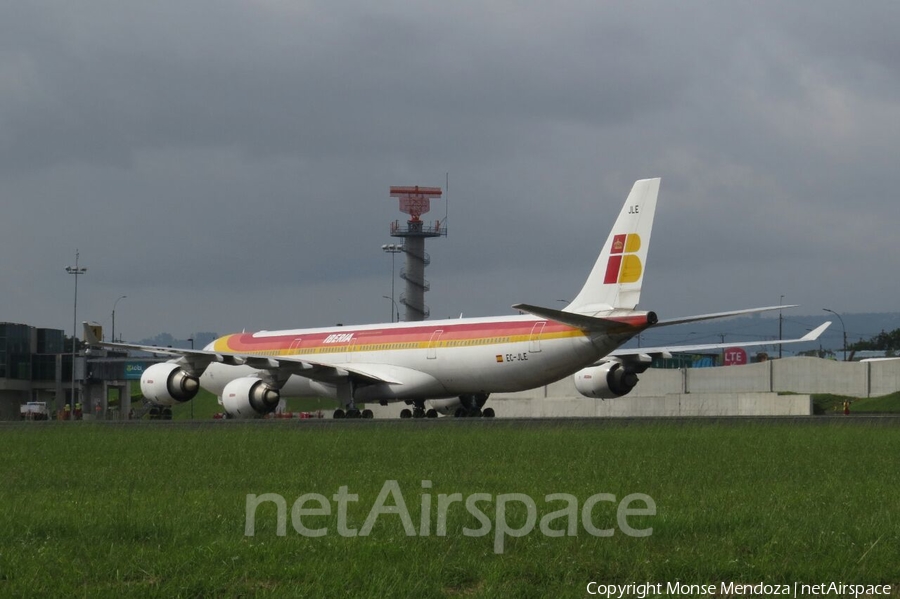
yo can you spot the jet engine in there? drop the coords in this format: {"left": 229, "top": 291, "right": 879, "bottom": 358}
{"left": 141, "top": 362, "right": 200, "bottom": 406}
{"left": 574, "top": 362, "right": 639, "bottom": 399}
{"left": 221, "top": 377, "right": 281, "bottom": 419}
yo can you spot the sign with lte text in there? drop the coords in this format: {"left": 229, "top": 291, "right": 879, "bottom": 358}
{"left": 723, "top": 347, "right": 748, "bottom": 366}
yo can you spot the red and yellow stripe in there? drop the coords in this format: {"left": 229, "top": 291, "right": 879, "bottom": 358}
{"left": 212, "top": 319, "right": 584, "bottom": 357}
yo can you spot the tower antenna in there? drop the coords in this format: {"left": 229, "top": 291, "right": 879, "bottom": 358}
{"left": 387, "top": 185, "right": 446, "bottom": 321}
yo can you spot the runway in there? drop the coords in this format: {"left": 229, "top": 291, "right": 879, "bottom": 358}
{"left": 5, "top": 414, "right": 900, "bottom": 429}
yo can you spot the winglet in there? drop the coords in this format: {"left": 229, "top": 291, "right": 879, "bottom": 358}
{"left": 801, "top": 321, "right": 831, "bottom": 342}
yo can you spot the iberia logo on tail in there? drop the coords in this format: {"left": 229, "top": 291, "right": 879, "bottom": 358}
{"left": 603, "top": 233, "right": 642, "bottom": 284}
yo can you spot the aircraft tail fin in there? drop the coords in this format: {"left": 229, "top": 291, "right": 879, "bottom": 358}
{"left": 565, "top": 178, "right": 660, "bottom": 314}
{"left": 83, "top": 321, "right": 103, "bottom": 346}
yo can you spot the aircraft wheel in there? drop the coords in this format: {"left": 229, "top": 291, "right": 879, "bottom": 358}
{"left": 413, "top": 407, "right": 425, "bottom": 419}
{"left": 425, "top": 409, "right": 438, "bottom": 418}
{"left": 400, "top": 409, "right": 412, "bottom": 419}
{"left": 454, "top": 407, "right": 466, "bottom": 418}
{"left": 347, "top": 409, "right": 361, "bottom": 419}
{"left": 362, "top": 409, "right": 374, "bottom": 419}
{"left": 470, "top": 408, "right": 482, "bottom": 418}
{"left": 333, "top": 409, "right": 345, "bottom": 419}
{"left": 482, "top": 407, "right": 495, "bottom": 418}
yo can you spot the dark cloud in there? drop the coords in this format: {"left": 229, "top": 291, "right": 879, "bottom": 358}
{"left": 1, "top": 1, "right": 898, "bottom": 339}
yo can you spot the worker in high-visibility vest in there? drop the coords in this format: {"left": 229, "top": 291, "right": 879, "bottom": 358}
{"left": 843, "top": 400, "right": 850, "bottom": 416}
{"left": 75, "top": 402, "right": 82, "bottom": 420}
{"left": 63, "top": 404, "right": 71, "bottom": 421}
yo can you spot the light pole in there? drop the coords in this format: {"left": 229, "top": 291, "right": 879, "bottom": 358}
{"left": 778, "top": 294, "right": 784, "bottom": 359}
{"left": 188, "top": 338, "right": 194, "bottom": 419}
{"left": 382, "top": 244, "right": 403, "bottom": 322}
{"left": 65, "top": 250, "right": 87, "bottom": 419}
{"left": 112, "top": 295, "right": 126, "bottom": 342}
{"left": 823, "top": 308, "right": 847, "bottom": 361}
{"left": 382, "top": 296, "right": 400, "bottom": 324}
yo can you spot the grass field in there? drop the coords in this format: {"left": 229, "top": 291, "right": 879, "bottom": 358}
{"left": 812, "top": 391, "right": 900, "bottom": 414}
{"left": 1, "top": 420, "right": 898, "bottom": 597}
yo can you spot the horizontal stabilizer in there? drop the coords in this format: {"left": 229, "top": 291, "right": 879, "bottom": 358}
{"left": 513, "top": 303, "right": 657, "bottom": 332}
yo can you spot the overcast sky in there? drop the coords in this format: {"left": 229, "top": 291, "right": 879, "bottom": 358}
{"left": 2, "top": 1, "right": 898, "bottom": 341}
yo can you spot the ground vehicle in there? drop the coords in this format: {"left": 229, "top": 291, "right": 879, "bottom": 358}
{"left": 20, "top": 402, "right": 50, "bottom": 421}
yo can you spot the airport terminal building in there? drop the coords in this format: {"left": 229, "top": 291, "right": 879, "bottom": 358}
{"left": 0, "top": 321, "right": 164, "bottom": 420}
{"left": 0, "top": 322, "right": 70, "bottom": 420}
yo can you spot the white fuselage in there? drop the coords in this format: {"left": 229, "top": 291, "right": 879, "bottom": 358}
{"left": 198, "top": 314, "right": 626, "bottom": 404}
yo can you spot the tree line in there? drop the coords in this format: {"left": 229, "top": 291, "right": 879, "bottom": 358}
{"left": 848, "top": 328, "right": 900, "bottom": 353}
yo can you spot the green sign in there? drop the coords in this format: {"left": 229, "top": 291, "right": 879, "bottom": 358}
{"left": 124, "top": 363, "right": 145, "bottom": 380}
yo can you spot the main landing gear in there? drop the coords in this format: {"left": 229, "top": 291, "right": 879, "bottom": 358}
{"left": 452, "top": 393, "right": 494, "bottom": 418}
{"left": 400, "top": 400, "right": 438, "bottom": 419}
{"left": 332, "top": 381, "right": 373, "bottom": 419}
{"left": 453, "top": 406, "right": 495, "bottom": 418}
{"left": 333, "top": 408, "right": 373, "bottom": 419}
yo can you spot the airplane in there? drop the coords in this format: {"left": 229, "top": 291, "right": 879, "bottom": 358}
{"left": 88, "top": 178, "right": 830, "bottom": 419}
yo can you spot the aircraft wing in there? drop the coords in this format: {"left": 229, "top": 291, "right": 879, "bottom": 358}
{"left": 87, "top": 337, "right": 403, "bottom": 386}
{"left": 650, "top": 304, "right": 799, "bottom": 327}
{"left": 610, "top": 321, "right": 831, "bottom": 359}
{"left": 514, "top": 304, "right": 799, "bottom": 333}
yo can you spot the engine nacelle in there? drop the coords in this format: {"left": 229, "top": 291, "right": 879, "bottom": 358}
{"left": 141, "top": 362, "right": 200, "bottom": 406}
{"left": 574, "top": 362, "right": 639, "bottom": 399}
{"left": 221, "top": 377, "right": 280, "bottom": 419}
{"left": 428, "top": 393, "right": 489, "bottom": 416}
{"left": 428, "top": 398, "right": 462, "bottom": 416}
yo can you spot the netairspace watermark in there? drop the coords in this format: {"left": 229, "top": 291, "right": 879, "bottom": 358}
{"left": 585, "top": 581, "right": 893, "bottom": 598}
{"left": 244, "top": 479, "right": 656, "bottom": 553}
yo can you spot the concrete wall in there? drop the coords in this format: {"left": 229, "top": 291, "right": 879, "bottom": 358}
{"left": 511, "top": 358, "right": 900, "bottom": 400}
{"left": 368, "top": 357, "right": 900, "bottom": 419}
{"left": 367, "top": 391, "right": 811, "bottom": 419}
{"left": 772, "top": 357, "right": 866, "bottom": 396}
{"left": 642, "top": 357, "right": 899, "bottom": 398}
{"left": 687, "top": 361, "right": 771, "bottom": 393}
{"left": 488, "top": 393, "right": 811, "bottom": 418}
{"left": 870, "top": 360, "right": 900, "bottom": 396}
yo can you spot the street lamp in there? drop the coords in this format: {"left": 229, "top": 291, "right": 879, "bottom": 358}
{"left": 112, "top": 295, "right": 127, "bottom": 343}
{"left": 187, "top": 338, "right": 195, "bottom": 419}
{"left": 382, "top": 296, "right": 400, "bottom": 324}
{"left": 381, "top": 244, "right": 404, "bottom": 322}
{"left": 65, "top": 250, "right": 87, "bottom": 419}
{"left": 778, "top": 294, "right": 785, "bottom": 359}
{"left": 823, "top": 308, "right": 847, "bottom": 361}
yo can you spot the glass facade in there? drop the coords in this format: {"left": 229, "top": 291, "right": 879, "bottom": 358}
{"left": 0, "top": 323, "right": 31, "bottom": 380}
{"left": 32, "top": 355, "right": 59, "bottom": 381}
{"left": 0, "top": 323, "right": 66, "bottom": 381}
{"left": 37, "top": 328, "right": 64, "bottom": 354}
